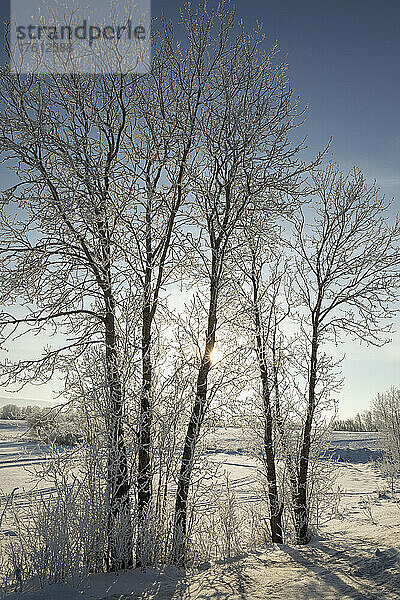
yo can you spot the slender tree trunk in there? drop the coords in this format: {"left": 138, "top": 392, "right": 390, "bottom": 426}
{"left": 170, "top": 359, "right": 211, "bottom": 565}
{"left": 136, "top": 191, "right": 154, "bottom": 567}
{"left": 273, "top": 346, "right": 298, "bottom": 533}
{"left": 171, "top": 254, "right": 220, "bottom": 566}
{"left": 260, "top": 371, "right": 283, "bottom": 543}
{"left": 136, "top": 302, "right": 153, "bottom": 566}
{"left": 271, "top": 332, "right": 307, "bottom": 545}
{"left": 293, "top": 325, "right": 318, "bottom": 545}
{"left": 252, "top": 277, "right": 283, "bottom": 544}
{"left": 105, "top": 296, "right": 133, "bottom": 571}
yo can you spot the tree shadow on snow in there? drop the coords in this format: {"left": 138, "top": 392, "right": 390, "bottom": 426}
{"left": 279, "top": 537, "right": 400, "bottom": 600}
{"left": 175, "top": 558, "right": 253, "bottom": 600}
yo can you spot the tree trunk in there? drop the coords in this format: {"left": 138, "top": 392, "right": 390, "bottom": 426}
{"left": 252, "top": 283, "right": 283, "bottom": 544}
{"left": 170, "top": 358, "right": 211, "bottom": 565}
{"left": 105, "top": 298, "right": 133, "bottom": 571}
{"left": 273, "top": 348, "right": 298, "bottom": 541}
{"left": 261, "top": 373, "right": 283, "bottom": 544}
{"left": 171, "top": 253, "right": 219, "bottom": 566}
{"left": 136, "top": 191, "right": 154, "bottom": 567}
{"left": 136, "top": 304, "right": 153, "bottom": 566}
{"left": 293, "top": 326, "right": 318, "bottom": 545}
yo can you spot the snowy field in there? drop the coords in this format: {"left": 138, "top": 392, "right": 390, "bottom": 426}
{"left": 0, "top": 420, "right": 52, "bottom": 501}
{"left": 1, "top": 422, "right": 399, "bottom": 599}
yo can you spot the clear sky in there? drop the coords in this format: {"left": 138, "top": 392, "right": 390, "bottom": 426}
{"left": 0, "top": 1, "right": 399, "bottom": 417}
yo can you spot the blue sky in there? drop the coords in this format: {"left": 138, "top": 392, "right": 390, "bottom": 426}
{"left": 152, "top": 0, "right": 400, "bottom": 195}
{"left": 0, "top": 1, "right": 399, "bottom": 416}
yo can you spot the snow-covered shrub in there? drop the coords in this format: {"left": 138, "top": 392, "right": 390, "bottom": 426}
{"left": 25, "top": 408, "right": 84, "bottom": 446}
{"left": 0, "top": 437, "right": 111, "bottom": 594}
{"left": 372, "top": 387, "right": 400, "bottom": 468}
{"left": 378, "top": 455, "right": 400, "bottom": 495}
{"left": 372, "top": 387, "right": 400, "bottom": 495}
{"left": 0, "top": 533, "right": 16, "bottom": 598}
{"left": 188, "top": 482, "right": 245, "bottom": 565}
{"left": 186, "top": 466, "right": 272, "bottom": 567}
{"left": 305, "top": 454, "right": 342, "bottom": 530}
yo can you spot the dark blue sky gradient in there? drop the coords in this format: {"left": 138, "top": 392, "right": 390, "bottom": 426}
{"left": 150, "top": 0, "right": 400, "bottom": 200}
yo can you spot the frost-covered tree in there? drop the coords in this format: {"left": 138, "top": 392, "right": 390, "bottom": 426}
{"left": 230, "top": 218, "right": 292, "bottom": 544}
{"left": 0, "top": 63, "right": 139, "bottom": 569}
{"left": 170, "top": 4, "right": 313, "bottom": 564}
{"left": 287, "top": 162, "right": 400, "bottom": 544}
{"left": 123, "top": 9, "right": 238, "bottom": 564}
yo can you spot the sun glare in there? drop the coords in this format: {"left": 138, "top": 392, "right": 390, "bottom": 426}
{"left": 209, "top": 347, "right": 223, "bottom": 364}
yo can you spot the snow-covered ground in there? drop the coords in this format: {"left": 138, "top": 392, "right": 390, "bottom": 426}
{"left": 1, "top": 423, "right": 399, "bottom": 599}
{"left": 0, "top": 420, "right": 52, "bottom": 501}
{"left": 206, "top": 425, "right": 384, "bottom": 455}
{"left": 180, "top": 460, "right": 400, "bottom": 600}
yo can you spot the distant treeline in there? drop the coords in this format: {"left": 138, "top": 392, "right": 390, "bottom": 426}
{"left": 0, "top": 403, "right": 44, "bottom": 420}
{"left": 332, "top": 410, "right": 378, "bottom": 432}
{"left": 2, "top": 403, "right": 379, "bottom": 434}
